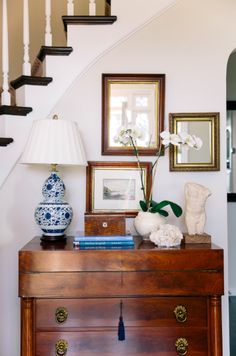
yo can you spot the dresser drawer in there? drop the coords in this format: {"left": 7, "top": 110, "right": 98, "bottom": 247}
{"left": 36, "top": 328, "right": 208, "bottom": 355}
{"left": 36, "top": 297, "right": 207, "bottom": 329}
{"left": 20, "top": 270, "right": 223, "bottom": 298}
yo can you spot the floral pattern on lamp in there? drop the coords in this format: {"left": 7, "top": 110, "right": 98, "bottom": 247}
{"left": 21, "top": 115, "right": 87, "bottom": 242}
{"left": 35, "top": 172, "right": 73, "bottom": 240}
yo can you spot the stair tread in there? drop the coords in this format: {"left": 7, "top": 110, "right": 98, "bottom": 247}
{"left": 0, "top": 105, "right": 32, "bottom": 116}
{"left": 0, "top": 137, "right": 14, "bottom": 147}
{"left": 10, "top": 75, "right": 53, "bottom": 90}
{"left": 37, "top": 46, "right": 73, "bottom": 62}
{"left": 62, "top": 15, "right": 117, "bottom": 32}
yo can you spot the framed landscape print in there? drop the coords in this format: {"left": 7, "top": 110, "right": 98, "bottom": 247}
{"left": 86, "top": 161, "right": 152, "bottom": 216}
{"left": 102, "top": 73, "right": 165, "bottom": 156}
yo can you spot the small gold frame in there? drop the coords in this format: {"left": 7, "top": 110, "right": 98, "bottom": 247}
{"left": 169, "top": 112, "right": 220, "bottom": 171}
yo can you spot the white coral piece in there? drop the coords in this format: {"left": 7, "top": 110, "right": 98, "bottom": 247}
{"left": 150, "top": 224, "right": 183, "bottom": 247}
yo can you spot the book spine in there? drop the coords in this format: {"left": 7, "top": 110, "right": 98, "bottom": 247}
{"left": 74, "top": 235, "right": 133, "bottom": 242}
{"left": 75, "top": 245, "right": 134, "bottom": 250}
{"left": 73, "top": 240, "right": 134, "bottom": 246}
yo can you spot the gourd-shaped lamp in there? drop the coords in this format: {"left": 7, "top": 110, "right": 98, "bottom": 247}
{"left": 21, "top": 115, "right": 87, "bottom": 242}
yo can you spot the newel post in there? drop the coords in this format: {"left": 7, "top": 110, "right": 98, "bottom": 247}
{"left": 1, "top": 0, "right": 11, "bottom": 105}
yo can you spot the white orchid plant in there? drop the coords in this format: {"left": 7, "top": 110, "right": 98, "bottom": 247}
{"left": 114, "top": 126, "right": 203, "bottom": 217}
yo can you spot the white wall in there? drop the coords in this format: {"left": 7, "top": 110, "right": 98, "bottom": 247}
{"left": 0, "top": 0, "right": 235, "bottom": 355}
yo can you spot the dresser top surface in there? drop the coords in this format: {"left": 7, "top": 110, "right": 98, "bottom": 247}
{"left": 19, "top": 236, "right": 224, "bottom": 274}
{"left": 20, "top": 236, "right": 222, "bottom": 252}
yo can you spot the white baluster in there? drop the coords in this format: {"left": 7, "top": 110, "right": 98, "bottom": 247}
{"left": 67, "top": 0, "right": 74, "bottom": 16}
{"left": 89, "top": 0, "right": 96, "bottom": 16}
{"left": 1, "top": 0, "right": 10, "bottom": 105}
{"left": 45, "top": 0, "right": 52, "bottom": 46}
{"left": 23, "top": 0, "right": 31, "bottom": 75}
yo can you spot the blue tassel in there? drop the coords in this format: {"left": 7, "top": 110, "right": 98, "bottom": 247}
{"left": 118, "top": 301, "right": 125, "bottom": 341}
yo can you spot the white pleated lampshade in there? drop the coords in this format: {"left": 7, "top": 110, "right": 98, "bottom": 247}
{"left": 21, "top": 116, "right": 87, "bottom": 166}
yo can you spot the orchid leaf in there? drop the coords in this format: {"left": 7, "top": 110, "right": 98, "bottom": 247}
{"left": 140, "top": 199, "right": 182, "bottom": 217}
{"left": 150, "top": 200, "right": 158, "bottom": 208}
{"left": 152, "top": 208, "right": 169, "bottom": 217}
{"left": 149, "top": 200, "right": 163, "bottom": 212}
{"left": 139, "top": 200, "right": 148, "bottom": 212}
{"left": 154, "top": 200, "right": 182, "bottom": 217}
{"left": 170, "top": 202, "right": 183, "bottom": 217}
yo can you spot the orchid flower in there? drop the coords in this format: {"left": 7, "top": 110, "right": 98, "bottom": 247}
{"left": 178, "top": 132, "right": 203, "bottom": 150}
{"left": 114, "top": 126, "right": 144, "bottom": 146}
{"left": 160, "top": 131, "right": 181, "bottom": 146}
{"left": 192, "top": 135, "right": 203, "bottom": 150}
{"left": 114, "top": 127, "right": 202, "bottom": 216}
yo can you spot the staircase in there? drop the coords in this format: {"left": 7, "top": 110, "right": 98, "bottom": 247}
{"left": 0, "top": 0, "right": 177, "bottom": 187}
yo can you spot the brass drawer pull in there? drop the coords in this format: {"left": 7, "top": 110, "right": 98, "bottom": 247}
{"left": 55, "top": 307, "right": 68, "bottom": 324}
{"left": 174, "top": 305, "right": 187, "bottom": 323}
{"left": 175, "top": 338, "right": 188, "bottom": 355}
{"left": 55, "top": 339, "right": 68, "bottom": 355}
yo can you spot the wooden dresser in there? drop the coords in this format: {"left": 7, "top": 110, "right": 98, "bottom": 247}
{"left": 19, "top": 237, "right": 224, "bottom": 356}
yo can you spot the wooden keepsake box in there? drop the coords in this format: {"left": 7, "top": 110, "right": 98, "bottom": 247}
{"left": 84, "top": 213, "right": 126, "bottom": 236}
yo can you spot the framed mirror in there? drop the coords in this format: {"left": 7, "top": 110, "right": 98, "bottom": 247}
{"left": 169, "top": 112, "right": 220, "bottom": 171}
{"left": 102, "top": 73, "right": 165, "bottom": 155}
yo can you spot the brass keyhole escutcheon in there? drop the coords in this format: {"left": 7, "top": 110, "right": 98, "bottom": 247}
{"left": 175, "top": 338, "right": 188, "bottom": 355}
{"left": 174, "top": 305, "right": 187, "bottom": 323}
{"left": 55, "top": 339, "right": 68, "bottom": 355}
{"left": 55, "top": 307, "right": 68, "bottom": 324}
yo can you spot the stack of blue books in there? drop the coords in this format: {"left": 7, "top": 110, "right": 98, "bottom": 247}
{"left": 73, "top": 235, "right": 135, "bottom": 250}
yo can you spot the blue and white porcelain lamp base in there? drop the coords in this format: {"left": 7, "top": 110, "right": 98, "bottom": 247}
{"left": 35, "top": 169, "right": 73, "bottom": 242}
{"left": 21, "top": 115, "right": 87, "bottom": 241}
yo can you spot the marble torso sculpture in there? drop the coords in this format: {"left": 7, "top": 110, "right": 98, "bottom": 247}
{"left": 184, "top": 182, "right": 211, "bottom": 235}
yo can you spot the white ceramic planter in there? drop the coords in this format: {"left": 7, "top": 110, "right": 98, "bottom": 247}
{"left": 134, "top": 211, "right": 166, "bottom": 239}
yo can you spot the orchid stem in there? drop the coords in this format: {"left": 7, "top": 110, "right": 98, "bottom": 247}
{"left": 129, "top": 135, "right": 147, "bottom": 203}
{"left": 147, "top": 144, "right": 166, "bottom": 207}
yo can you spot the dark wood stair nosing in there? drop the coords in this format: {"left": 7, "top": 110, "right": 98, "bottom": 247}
{"left": 0, "top": 137, "right": 14, "bottom": 146}
{"left": 10, "top": 75, "right": 53, "bottom": 90}
{"left": 62, "top": 15, "right": 117, "bottom": 32}
{"left": 37, "top": 46, "right": 73, "bottom": 62}
{"left": 0, "top": 105, "right": 33, "bottom": 116}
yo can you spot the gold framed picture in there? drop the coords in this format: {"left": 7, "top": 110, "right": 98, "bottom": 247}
{"left": 102, "top": 73, "right": 165, "bottom": 156}
{"left": 86, "top": 161, "right": 152, "bottom": 216}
